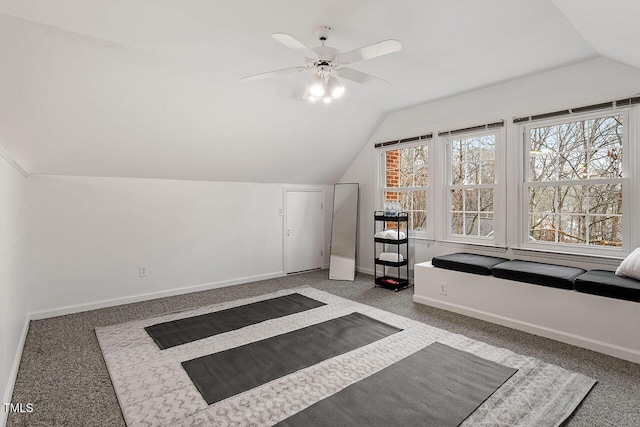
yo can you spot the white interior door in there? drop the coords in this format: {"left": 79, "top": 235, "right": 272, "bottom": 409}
{"left": 286, "top": 190, "right": 324, "bottom": 274}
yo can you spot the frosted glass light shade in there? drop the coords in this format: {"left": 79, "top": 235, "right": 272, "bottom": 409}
{"left": 308, "top": 74, "right": 326, "bottom": 97}
{"left": 327, "top": 76, "right": 344, "bottom": 98}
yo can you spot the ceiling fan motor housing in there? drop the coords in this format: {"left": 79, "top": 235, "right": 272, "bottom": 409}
{"left": 311, "top": 46, "right": 340, "bottom": 63}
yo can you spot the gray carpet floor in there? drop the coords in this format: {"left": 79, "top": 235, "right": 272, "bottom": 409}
{"left": 7, "top": 270, "right": 640, "bottom": 427}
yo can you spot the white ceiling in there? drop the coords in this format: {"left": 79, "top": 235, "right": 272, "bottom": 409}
{"left": 0, "top": 0, "right": 637, "bottom": 183}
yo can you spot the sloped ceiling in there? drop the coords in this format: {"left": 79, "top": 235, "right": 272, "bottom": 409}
{"left": 551, "top": 0, "right": 640, "bottom": 70}
{"left": 0, "top": 0, "right": 634, "bottom": 183}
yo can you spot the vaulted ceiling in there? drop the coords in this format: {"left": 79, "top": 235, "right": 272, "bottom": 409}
{"left": 0, "top": 1, "right": 638, "bottom": 183}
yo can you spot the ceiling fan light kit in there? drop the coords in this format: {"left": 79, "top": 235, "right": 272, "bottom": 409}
{"left": 307, "top": 70, "right": 345, "bottom": 103}
{"left": 308, "top": 73, "right": 328, "bottom": 98}
{"left": 241, "top": 26, "right": 402, "bottom": 104}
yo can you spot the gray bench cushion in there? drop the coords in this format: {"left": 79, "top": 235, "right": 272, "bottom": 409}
{"left": 491, "top": 260, "right": 585, "bottom": 290}
{"left": 431, "top": 253, "right": 509, "bottom": 276}
{"left": 574, "top": 270, "right": 640, "bottom": 303}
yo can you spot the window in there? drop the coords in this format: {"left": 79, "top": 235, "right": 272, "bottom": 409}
{"left": 381, "top": 144, "right": 428, "bottom": 235}
{"left": 522, "top": 111, "right": 628, "bottom": 252}
{"left": 446, "top": 131, "right": 498, "bottom": 242}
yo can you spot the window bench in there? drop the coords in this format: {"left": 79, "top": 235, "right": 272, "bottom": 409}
{"left": 414, "top": 253, "right": 640, "bottom": 364}
{"left": 574, "top": 270, "right": 640, "bottom": 303}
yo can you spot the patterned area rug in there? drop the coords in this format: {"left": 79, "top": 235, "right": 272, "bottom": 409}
{"left": 96, "top": 287, "right": 595, "bottom": 426}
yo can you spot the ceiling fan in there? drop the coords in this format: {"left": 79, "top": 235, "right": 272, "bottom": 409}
{"left": 241, "top": 26, "right": 402, "bottom": 103}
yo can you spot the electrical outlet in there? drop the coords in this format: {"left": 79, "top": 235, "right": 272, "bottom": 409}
{"left": 139, "top": 265, "right": 148, "bottom": 277}
{"left": 439, "top": 282, "right": 447, "bottom": 296}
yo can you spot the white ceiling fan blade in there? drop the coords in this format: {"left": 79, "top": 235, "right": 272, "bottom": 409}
{"left": 338, "top": 68, "right": 390, "bottom": 86}
{"left": 271, "top": 33, "right": 319, "bottom": 59}
{"left": 241, "top": 66, "right": 308, "bottom": 82}
{"left": 338, "top": 40, "right": 402, "bottom": 65}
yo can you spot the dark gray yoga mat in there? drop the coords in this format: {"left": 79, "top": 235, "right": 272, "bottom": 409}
{"left": 145, "top": 293, "right": 325, "bottom": 350}
{"left": 277, "top": 342, "right": 518, "bottom": 427}
{"left": 182, "top": 312, "right": 402, "bottom": 405}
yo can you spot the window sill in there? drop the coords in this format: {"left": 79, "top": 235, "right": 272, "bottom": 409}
{"left": 511, "top": 247, "right": 623, "bottom": 266}
{"left": 409, "top": 236, "right": 436, "bottom": 245}
{"left": 437, "top": 240, "right": 508, "bottom": 253}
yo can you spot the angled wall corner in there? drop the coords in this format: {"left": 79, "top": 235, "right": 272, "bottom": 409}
{"left": 0, "top": 148, "right": 30, "bottom": 425}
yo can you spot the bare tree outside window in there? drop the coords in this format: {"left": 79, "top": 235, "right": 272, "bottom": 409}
{"left": 449, "top": 134, "right": 496, "bottom": 238}
{"left": 527, "top": 115, "right": 623, "bottom": 247}
{"left": 383, "top": 145, "right": 428, "bottom": 233}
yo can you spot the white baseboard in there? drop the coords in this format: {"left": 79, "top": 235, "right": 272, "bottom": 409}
{"left": 356, "top": 266, "right": 374, "bottom": 276}
{"left": 2, "top": 315, "right": 30, "bottom": 427}
{"left": 29, "top": 271, "right": 285, "bottom": 320}
{"left": 413, "top": 294, "right": 640, "bottom": 364}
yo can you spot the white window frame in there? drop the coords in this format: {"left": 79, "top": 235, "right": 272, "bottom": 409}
{"left": 442, "top": 128, "right": 505, "bottom": 246}
{"left": 378, "top": 140, "right": 432, "bottom": 239}
{"left": 518, "top": 108, "right": 634, "bottom": 257}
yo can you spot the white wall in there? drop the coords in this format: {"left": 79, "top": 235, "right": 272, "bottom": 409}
{"left": 28, "top": 176, "right": 333, "bottom": 316}
{"left": 342, "top": 57, "right": 640, "bottom": 274}
{"left": 0, "top": 149, "right": 29, "bottom": 422}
